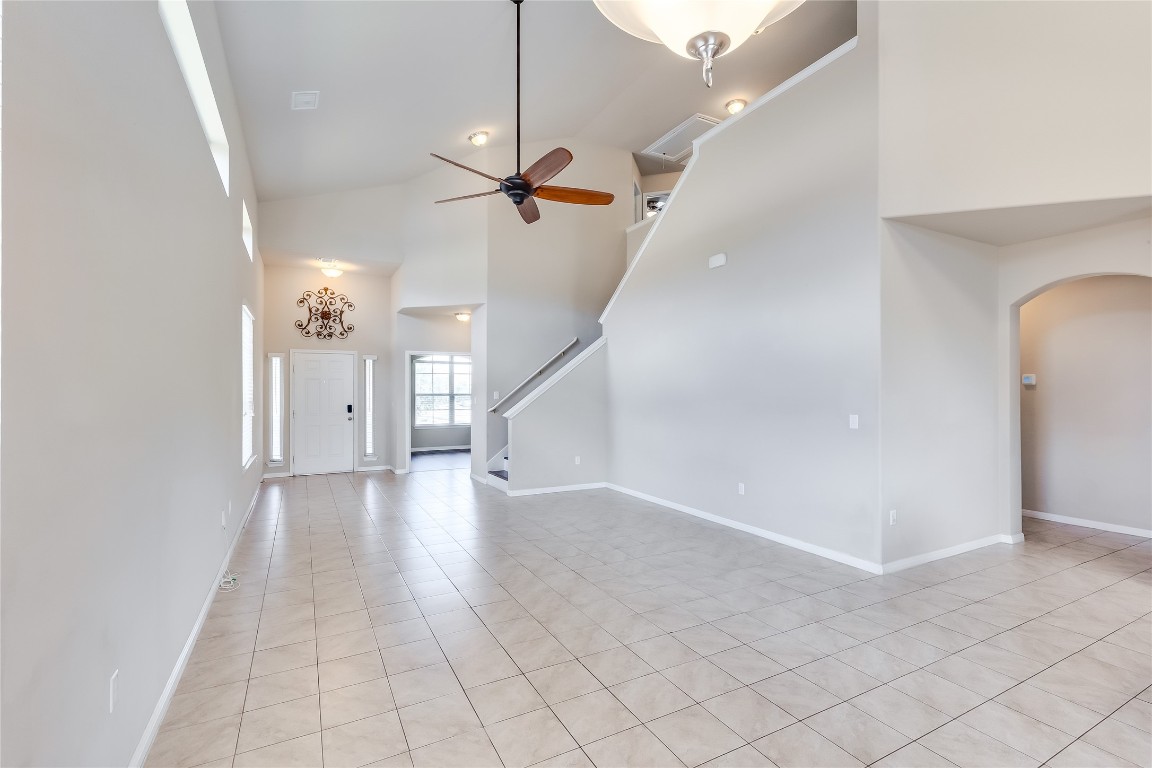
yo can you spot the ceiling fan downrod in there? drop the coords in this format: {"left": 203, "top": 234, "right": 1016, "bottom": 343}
{"left": 514, "top": 0, "right": 523, "bottom": 176}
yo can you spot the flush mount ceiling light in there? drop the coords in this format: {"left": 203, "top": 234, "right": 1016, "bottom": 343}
{"left": 593, "top": 1, "right": 805, "bottom": 87}
{"left": 454, "top": 312, "right": 471, "bottom": 322}
{"left": 468, "top": 131, "right": 489, "bottom": 147}
{"left": 725, "top": 98, "right": 747, "bottom": 114}
{"left": 318, "top": 259, "right": 343, "bottom": 278}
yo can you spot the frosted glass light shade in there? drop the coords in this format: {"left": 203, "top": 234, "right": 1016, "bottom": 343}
{"left": 593, "top": 0, "right": 804, "bottom": 59}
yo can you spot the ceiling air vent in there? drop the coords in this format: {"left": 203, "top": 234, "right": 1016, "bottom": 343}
{"left": 290, "top": 91, "right": 320, "bottom": 110}
{"left": 641, "top": 113, "right": 721, "bottom": 164}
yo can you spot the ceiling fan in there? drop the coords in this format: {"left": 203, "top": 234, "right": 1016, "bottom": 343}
{"left": 431, "top": 0, "right": 615, "bottom": 224}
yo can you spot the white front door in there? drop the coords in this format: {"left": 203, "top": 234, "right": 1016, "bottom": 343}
{"left": 292, "top": 351, "right": 355, "bottom": 475}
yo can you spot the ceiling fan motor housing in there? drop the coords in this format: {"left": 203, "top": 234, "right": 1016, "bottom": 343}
{"left": 500, "top": 176, "right": 534, "bottom": 205}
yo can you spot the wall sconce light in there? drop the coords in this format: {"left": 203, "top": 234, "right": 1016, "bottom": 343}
{"left": 725, "top": 99, "right": 747, "bottom": 115}
{"left": 455, "top": 312, "right": 471, "bottom": 322}
{"left": 319, "top": 258, "right": 343, "bottom": 278}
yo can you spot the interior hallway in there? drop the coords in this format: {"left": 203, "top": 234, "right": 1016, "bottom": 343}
{"left": 146, "top": 471, "right": 1151, "bottom": 767}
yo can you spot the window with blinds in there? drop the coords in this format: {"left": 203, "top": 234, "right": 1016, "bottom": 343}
{"left": 364, "top": 357, "right": 377, "bottom": 457}
{"left": 268, "top": 354, "right": 283, "bottom": 464}
{"left": 241, "top": 306, "right": 254, "bottom": 466}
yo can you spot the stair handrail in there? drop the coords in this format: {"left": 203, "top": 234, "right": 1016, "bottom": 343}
{"left": 488, "top": 337, "right": 579, "bottom": 414}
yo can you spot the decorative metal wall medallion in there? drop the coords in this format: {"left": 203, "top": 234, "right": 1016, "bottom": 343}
{"left": 296, "top": 287, "right": 355, "bottom": 339}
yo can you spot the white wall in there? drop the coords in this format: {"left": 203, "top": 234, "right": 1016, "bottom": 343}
{"left": 485, "top": 138, "right": 634, "bottom": 461}
{"left": 879, "top": 0, "right": 1152, "bottom": 218}
{"left": 394, "top": 160, "right": 488, "bottom": 312}
{"left": 1, "top": 1, "right": 263, "bottom": 764}
{"left": 507, "top": 341, "right": 608, "bottom": 493}
{"left": 626, "top": 217, "right": 656, "bottom": 266}
{"left": 258, "top": 185, "right": 404, "bottom": 272}
{"left": 263, "top": 266, "right": 391, "bottom": 471}
{"left": 413, "top": 426, "right": 471, "bottom": 450}
{"left": 1020, "top": 276, "right": 1151, "bottom": 532}
{"left": 602, "top": 27, "right": 882, "bottom": 566}
{"left": 641, "top": 171, "right": 682, "bottom": 194}
{"left": 879, "top": 223, "right": 1000, "bottom": 564}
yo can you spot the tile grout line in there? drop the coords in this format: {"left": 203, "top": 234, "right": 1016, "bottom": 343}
{"left": 154, "top": 471, "right": 1147, "bottom": 768}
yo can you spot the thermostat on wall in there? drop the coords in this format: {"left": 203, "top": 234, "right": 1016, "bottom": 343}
{"left": 1021, "top": 374, "right": 1037, "bottom": 386}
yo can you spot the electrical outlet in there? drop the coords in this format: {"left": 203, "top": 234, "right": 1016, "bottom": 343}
{"left": 849, "top": 414, "right": 859, "bottom": 429}
{"left": 737, "top": 482, "right": 745, "bottom": 495}
{"left": 574, "top": 456, "right": 581, "bottom": 465}
{"left": 109, "top": 670, "right": 119, "bottom": 713}
{"left": 221, "top": 508, "right": 227, "bottom": 529}
{"left": 889, "top": 509, "right": 897, "bottom": 526}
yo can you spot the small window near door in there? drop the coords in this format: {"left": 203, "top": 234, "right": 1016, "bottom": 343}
{"left": 364, "top": 356, "right": 377, "bottom": 458}
{"left": 414, "top": 354, "right": 471, "bottom": 426}
{"left": 267, "top": 353, "right": 284, "bottom": 464}
{"left": 241, "top": 306, "right": 254, "bottom": 466}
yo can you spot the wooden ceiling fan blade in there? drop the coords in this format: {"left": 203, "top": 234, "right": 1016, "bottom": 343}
{"left": 435, "top": 189, "right": 501, "bottom": 204}
{"left": 521, "top": 148, "right": 573, "bottom": 188}
{"left": 535, "top": 185, "right": 615, "bottom": 205}
{"left": 430, "top": 153, "right": 505, "bottom": 184}
{"left": 517, "top": 196, "right": 541, "bottom": 224}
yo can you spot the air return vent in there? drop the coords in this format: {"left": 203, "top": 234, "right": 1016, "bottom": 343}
{"left": 291, "top": 91, "right": 320, "bottom": 110}
{"left": 641, "top": 113, "right": 721, "bottom": 164}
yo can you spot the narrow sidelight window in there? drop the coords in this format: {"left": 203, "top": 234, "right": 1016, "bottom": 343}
{"left": 241, "top": 306, "right": 254, "bottom": 465}
{"left": 268, "top": 354, "right": 284, "bottom": 464}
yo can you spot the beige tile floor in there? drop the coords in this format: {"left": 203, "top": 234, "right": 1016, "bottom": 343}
{"left": 146, "top": 470, "right": 1152, "bottom": 768}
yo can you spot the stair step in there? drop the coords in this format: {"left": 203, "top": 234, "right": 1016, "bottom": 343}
{"left": 489, "top": 470, "right": 509, "bottom": 481}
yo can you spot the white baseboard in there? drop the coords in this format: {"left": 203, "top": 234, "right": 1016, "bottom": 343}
{"left": 486, "top": 474, "right": 509, "bottom": 493}
{"left": 356, "top": 465, "right": 393, "bottom": 473}
{"left": 413, "top": 446, "right": 470, "bottom": 453}
{"left": 509, "top": 482, "right": 607, "bottom": 497}
{"left": 393, "top": 468, "right": 410, "bottom": 475}
{"left": 470, "top": 473, "right": 490, "bottom": 485}
{"left": 880, "top": 533, "right": 1023, "bottom": 574}
{"left": 605, "top": 484, "right": 884, "bottom": 574}
{"left": 130, "top": 487, "right": 259, "bottom": 767}
{"left": 262, "top": 471, "right": 290, "bottom": 479}
{"left": 1023, "top": 509, "right": 1151, "bottom": 538}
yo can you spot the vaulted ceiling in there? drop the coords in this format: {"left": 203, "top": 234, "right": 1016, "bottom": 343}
{"left": 215, "top": 0, "right": 857, "bottom": 201}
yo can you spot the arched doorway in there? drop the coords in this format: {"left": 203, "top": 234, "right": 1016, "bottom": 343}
{"left": 1017, "top": 276, "right": 1151, "bottom": 536}
{"left": 997, "top": 224, "right": 1151, "bottom": 540}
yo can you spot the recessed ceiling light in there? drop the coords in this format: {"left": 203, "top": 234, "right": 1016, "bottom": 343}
{"left": 318, "top": 258, "right": 343, "bottom": 278}
{"left": 725, "top": 99, "right": 747, "bottom": 115}
{"left": 468, "top": 131, "right": 489, "bottom": 147}
{"left": 291, "top": 91, "right": 320, "bottom": 110}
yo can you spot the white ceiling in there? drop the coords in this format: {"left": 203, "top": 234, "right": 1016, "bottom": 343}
{"left": 214, "top": 0, "right": 857, "bottom": 201}
{"left": 892, "top": 197, "right": 1152, "bottom": 247}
